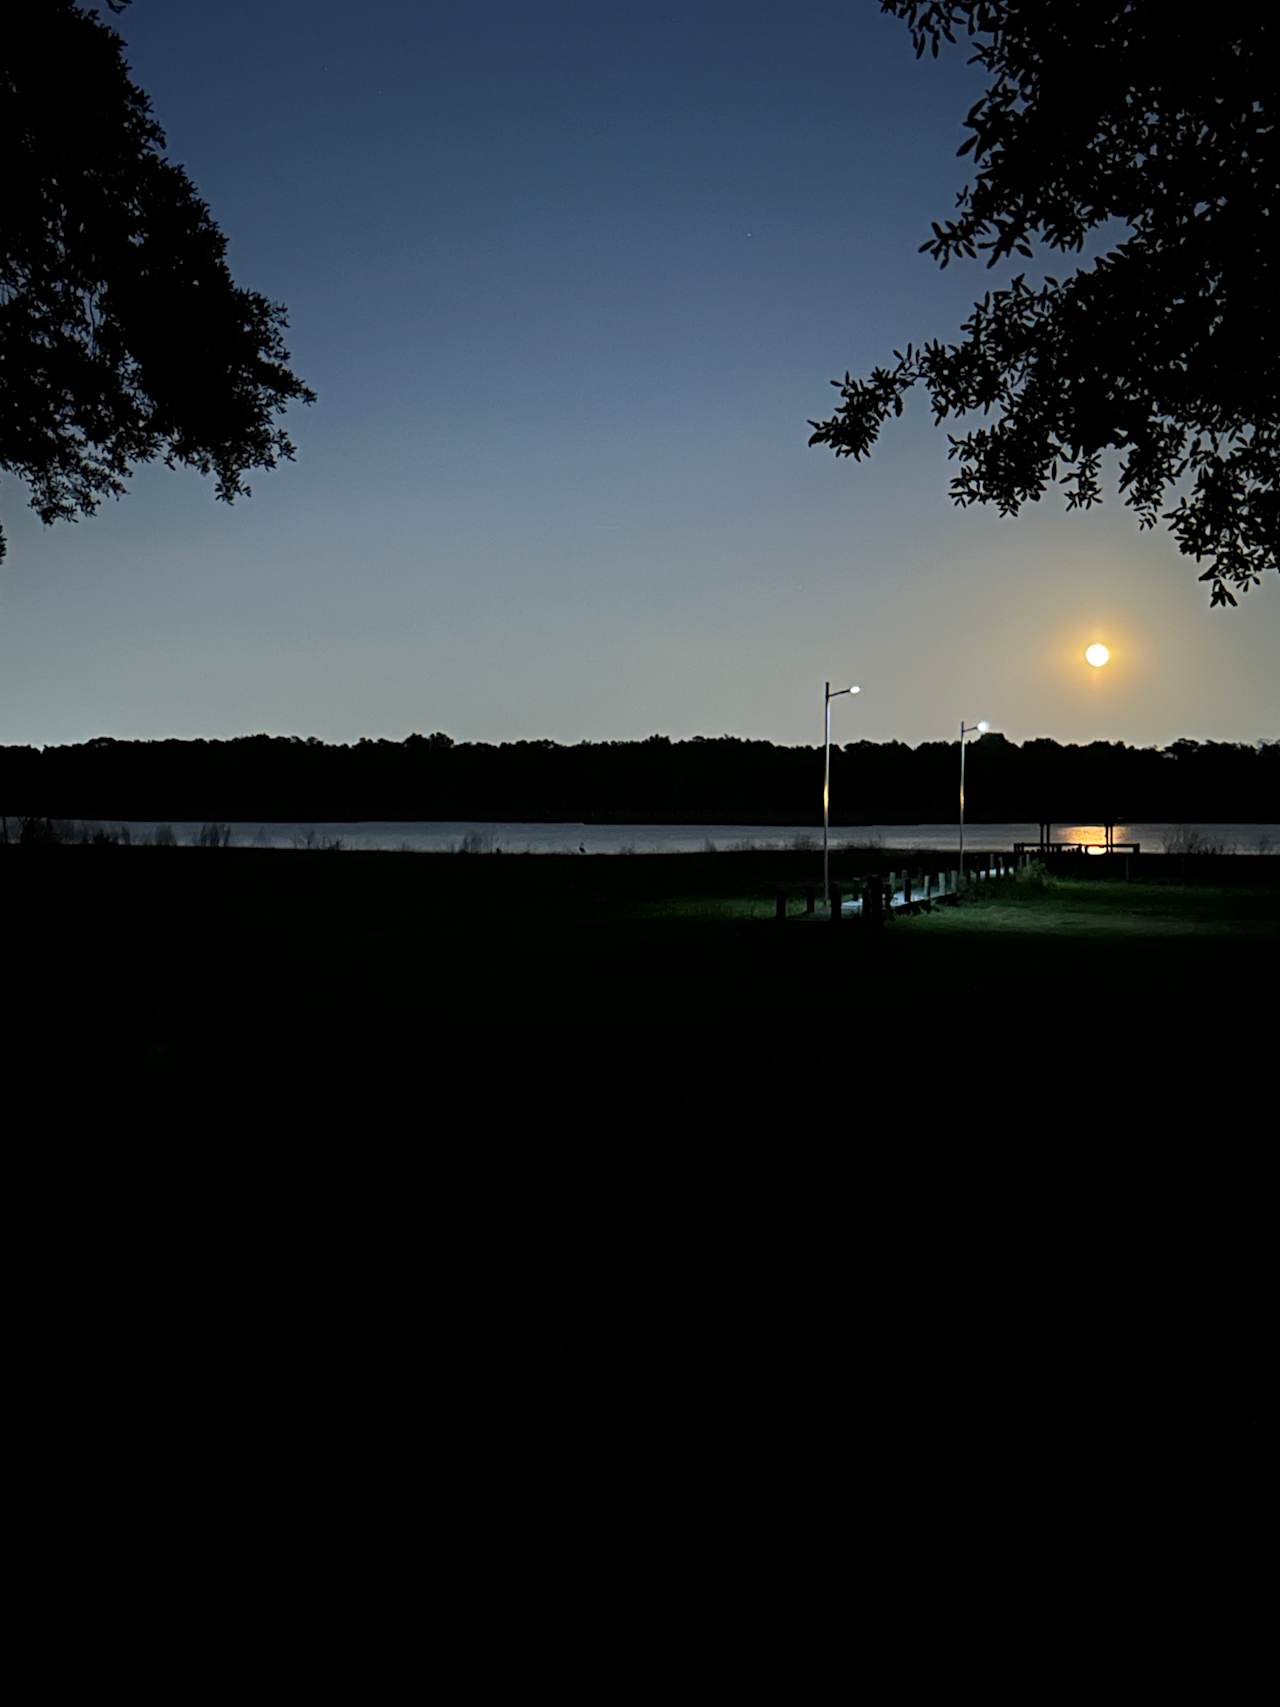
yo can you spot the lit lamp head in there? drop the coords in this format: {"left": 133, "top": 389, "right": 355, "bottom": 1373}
{"left": 976, "top": 720, "right": 990, "bottom": 734}
{"left": 1085, "top": 642, "right": 1111, "bottom": 668}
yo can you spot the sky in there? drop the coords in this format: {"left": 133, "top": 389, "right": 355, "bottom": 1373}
{"left": 1, "top": 0, "right": 1276, "bottom": 751}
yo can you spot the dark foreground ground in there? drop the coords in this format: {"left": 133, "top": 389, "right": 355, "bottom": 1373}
{"left": 5, "top": 845, "right": 1276, "bottom": 1107}
{"left": 8, "top": 844, "right": 1272, "bottom": 1458}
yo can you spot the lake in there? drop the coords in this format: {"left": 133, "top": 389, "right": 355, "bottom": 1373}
{"left": 94, "top": 820, "right": 1280, "bottom": 854}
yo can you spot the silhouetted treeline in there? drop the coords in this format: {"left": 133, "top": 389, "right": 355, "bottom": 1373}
{"left": 0, "top": 732, "right": 1276, "bottom": 826}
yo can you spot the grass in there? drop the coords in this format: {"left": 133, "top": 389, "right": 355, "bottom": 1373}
{"left": 894, "top": 879, "right": 1280, "bottom": 939}
{"left": 5, "top": 848, "right": 1275, "bottom": 1094}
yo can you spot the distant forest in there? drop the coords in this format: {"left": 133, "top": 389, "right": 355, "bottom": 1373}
{"left": 1, "top": 733, "right": 1277, "bottom": 825}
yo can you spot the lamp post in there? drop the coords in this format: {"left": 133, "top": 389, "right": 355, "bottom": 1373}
{"left": 824, "top": 680, "right": 861, "bottom": 904}
{"left": 958, "top": 719, "right": 989, "bottom": 881}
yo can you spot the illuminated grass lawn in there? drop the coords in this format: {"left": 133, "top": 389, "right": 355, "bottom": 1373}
{"left": 891, "top": 880, "right": 1280, "bottom": 940}
{"left": 633, "top": 878, "right": 1280, "bottom": 938}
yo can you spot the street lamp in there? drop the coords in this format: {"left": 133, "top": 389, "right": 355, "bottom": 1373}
{"left": 823, "top": 680, "right": 861, "bottom": 904}
{"left": 958, "top": 719, "right": 990, "bottom": 880}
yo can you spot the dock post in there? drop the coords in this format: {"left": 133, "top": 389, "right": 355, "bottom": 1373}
{"left": 863, "top": 876, "right": 883, "bottom": 927}
{"left": 829, "top": 883, "right": 842, "bottom": 923}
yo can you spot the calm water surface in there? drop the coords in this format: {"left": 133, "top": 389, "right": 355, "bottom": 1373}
{"left": 100, "top": 820, "right": 1280, "bottom": 854}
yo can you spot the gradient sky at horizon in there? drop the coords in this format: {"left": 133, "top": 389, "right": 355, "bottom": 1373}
{"left": 2, "top": 0, "right": 1276, "bottom": 752}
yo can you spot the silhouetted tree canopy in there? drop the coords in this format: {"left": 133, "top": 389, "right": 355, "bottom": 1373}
{"left": 1, "top": 731, "right": 1275, "bottom": 826}
{"left": 0, "top": 1, "right": 312, "bottom": 563}
{"left": 809, "top": 3, "right": 1278, "bottom": 606}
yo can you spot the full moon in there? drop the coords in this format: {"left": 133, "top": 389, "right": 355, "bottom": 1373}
{"left": 1085, "top": 642, "right": 1111, "bottom": 668}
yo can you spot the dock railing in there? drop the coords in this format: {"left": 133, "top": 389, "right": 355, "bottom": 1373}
{"left": 774, "top": 852, "right": 1023, "bottom": 922}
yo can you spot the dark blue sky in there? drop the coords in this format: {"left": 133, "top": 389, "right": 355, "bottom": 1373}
{"left": 2, "top": 0, "right": 1275, "bottom": 747}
